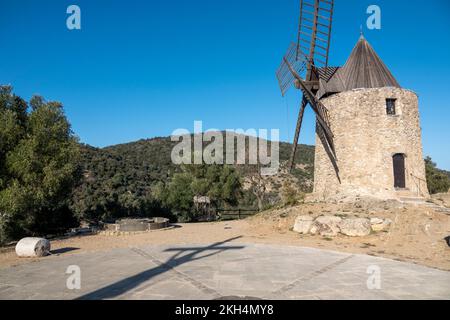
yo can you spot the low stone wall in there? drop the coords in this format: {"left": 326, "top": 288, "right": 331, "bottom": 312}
{"left": 100, "top": 218, "right": 170, "bottom": 235}
{"left": 148, "top": 218, "right": 170, "bottom": 230}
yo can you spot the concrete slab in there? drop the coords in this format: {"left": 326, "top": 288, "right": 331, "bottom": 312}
{"left": 0, "top": 242, "right": 449, "bottom": 300}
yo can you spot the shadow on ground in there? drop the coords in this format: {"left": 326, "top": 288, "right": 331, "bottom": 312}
{"left": 76, "top": 236, "right": 244, "bottom": 300}
{"left": 50, "top": 247, "right": 80, "bottom": 255}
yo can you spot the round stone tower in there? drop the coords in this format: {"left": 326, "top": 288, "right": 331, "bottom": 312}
{"left": 313, "top": 36, "right": 429, "bottom": 201}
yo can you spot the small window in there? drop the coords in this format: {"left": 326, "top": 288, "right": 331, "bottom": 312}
{"left": 386, "top": 98, "right": 396, "bottom": 115}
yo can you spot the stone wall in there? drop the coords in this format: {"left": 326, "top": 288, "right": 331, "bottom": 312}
{"left": 314, "top": 87, "right": 429, "bottom": 201}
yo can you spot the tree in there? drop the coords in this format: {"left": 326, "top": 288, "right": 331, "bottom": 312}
{"left": 156, "top": 164, "right": 242, "bottom": 222}
{"left": 0, "top": 87, "right": 27, "bottom": 190}
{"left": 248, "top": 165, "right": 267, "bottom": 211}
{"left": 164, "top": 172, "right": 195, "bottom": 221}
{"left": 0, "top": 87, "right": 80, "bottom": 243}
{"left": 425, "top": 157, "right": 450, "bottom": 195}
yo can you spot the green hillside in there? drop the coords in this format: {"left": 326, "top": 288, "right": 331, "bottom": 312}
{"left": 71, "top": 135, "right": 315, "bottom": 222}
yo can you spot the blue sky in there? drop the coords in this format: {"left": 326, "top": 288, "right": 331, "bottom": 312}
{"left": 1, "top": 0, "right": 450, "bottom": 169}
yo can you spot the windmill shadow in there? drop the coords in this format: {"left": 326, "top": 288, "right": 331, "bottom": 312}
{"left": 76, "top": 236, "right": 244, "bottom": 300}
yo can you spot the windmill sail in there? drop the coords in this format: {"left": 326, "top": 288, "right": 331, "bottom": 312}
{"left": 276, "top": 0, "right": 334, "bottom": 96}
{"left": 296, "top": 0, "right": 334, "bottom": 68}
{"left": 276, "top": 0, "right": 335, "bottom": 171}
{"left": 276, "top": 43, "right": 308, "bottom": 97}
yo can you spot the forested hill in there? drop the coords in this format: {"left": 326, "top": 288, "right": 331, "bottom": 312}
{"left": 103, "top": 135, "right": 315, "bottom": 183}
{"left": 71, "top": 135, "right": 315, "bottom": 222}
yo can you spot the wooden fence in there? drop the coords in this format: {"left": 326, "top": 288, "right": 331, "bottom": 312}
{"left": 216, "top": 208, "right": 259, "bottom": 220}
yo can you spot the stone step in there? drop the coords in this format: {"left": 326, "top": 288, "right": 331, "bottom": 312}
{"left": 396, "top": 192, "right": 416, "bottom": 198}
{"left": 424, "top": 202, "right": 440, "bottom": 207}
{"left": 399, "top": 197, "right": 428, "bottom": 204}
{"left": 398, "top": 196, "right": 450, "bottom": 215}
{"left": 418, "top": 202, "right": 450, "bottom": 215}
{"left": 435, "top": 208, "right": 450, "bottom": 214}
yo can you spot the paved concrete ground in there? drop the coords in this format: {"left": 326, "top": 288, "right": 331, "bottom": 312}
{"left": 1, "top": 238, "right": 449, "bottom": 300}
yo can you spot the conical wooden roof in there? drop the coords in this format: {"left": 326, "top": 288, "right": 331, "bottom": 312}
{"left": 317, "top": 36, "right": 401, "bottom": 99}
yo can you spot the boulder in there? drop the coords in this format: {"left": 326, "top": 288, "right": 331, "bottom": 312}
{"left": 15, "top": 237, "right": 51, "bottom": 257}
{"left": 339, "top": 218, "right": 371, "bottom": 237}
{"left": 311, "top": 216, "right": 342, "bottom": 237}
{"left": 370, "top": 218, "right": 384, "bottom": 225}
{"left": 370, "top": 218, "right": 392, "bottom": 232}
{"left": 293, "top": 216, "right": 314, "bottom": 234}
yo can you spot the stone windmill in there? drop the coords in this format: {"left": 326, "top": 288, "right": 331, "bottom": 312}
{"left": 276, "top": 0, "right": 429, "bottom": 201}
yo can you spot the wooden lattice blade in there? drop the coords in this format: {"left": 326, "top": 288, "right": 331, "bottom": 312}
{"left": 276, "top": 43, "right": 308, "bottom": 96}
{"left": 297, "top": 0, "right": 334, "bottom": 68}
{"left": 281, "top": 57, "right": 334, "bottom": 155}
{"left": 296, "top": 79, "right": 335, "bottom": 153}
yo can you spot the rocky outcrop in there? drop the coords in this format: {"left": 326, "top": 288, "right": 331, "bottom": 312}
{"left": 339, "top": 218, "right": 371, "bottom": 237}
{"left": 293, "top": 216, "right": 314, "bottom": 234}
{"left": 432, "top": 193, "right": 450, "bottom": 208}
{"left": 293, "top": 215, "right": 392, "bottom": 237}
{"left": 370, "top": 218, "right": 392, "bottom": 232}
{"left": 310, "top": 216, "right": 342, "bottom": 237}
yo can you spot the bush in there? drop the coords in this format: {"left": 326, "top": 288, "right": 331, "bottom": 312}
{"left": 425, "top": 157, "right": 450, "bottom": 194}
{"left": 280, "top": 181, "right": 304, "bottom": 206}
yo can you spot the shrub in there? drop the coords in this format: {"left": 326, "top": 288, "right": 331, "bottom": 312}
{"left": 425, "top": 157, "right": 450, "bottom": 194}
{"left": 281, "top": 181, "right": 304, "bottom": 206}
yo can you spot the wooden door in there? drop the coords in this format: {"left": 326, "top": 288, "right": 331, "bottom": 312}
{"left": 393, "top": 154, "right": 406, "bottom": 189}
